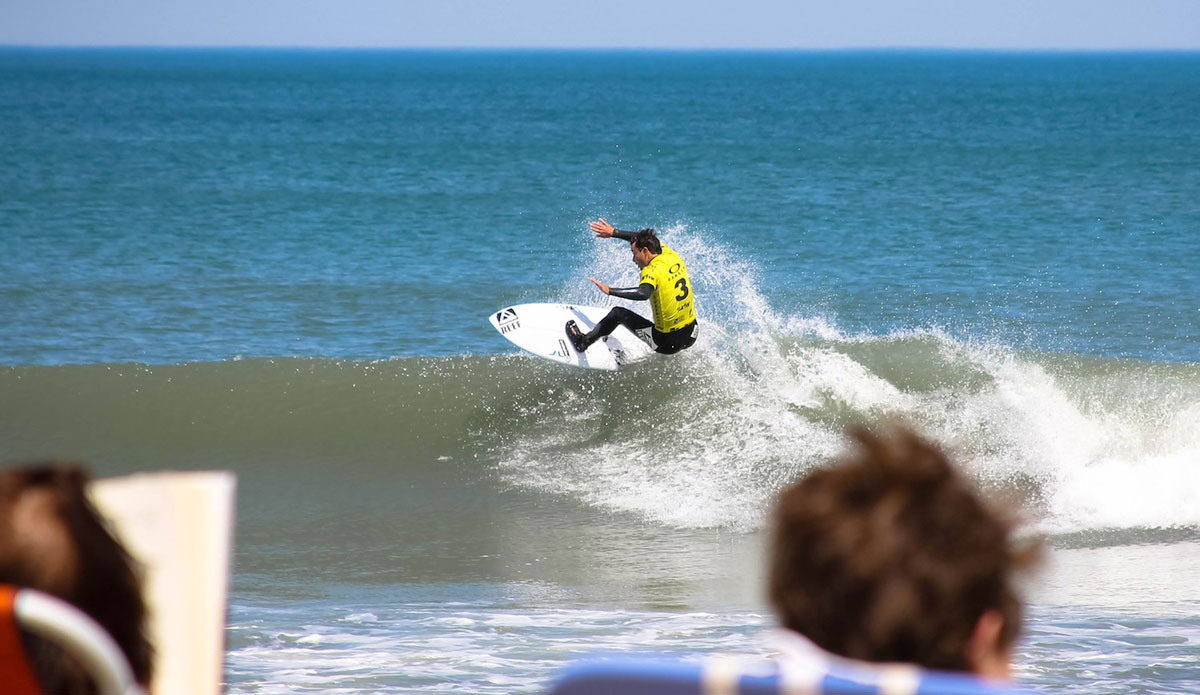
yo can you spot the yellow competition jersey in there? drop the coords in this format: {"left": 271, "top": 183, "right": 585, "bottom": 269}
{"left": 639, "top": 246, "right": 696, "bottom": 332}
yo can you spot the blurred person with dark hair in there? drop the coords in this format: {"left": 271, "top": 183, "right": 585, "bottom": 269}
{"left": 767, "top": 425, "right": 1040, "bottom": 680}
{"left": 0, "top": 464, "right": 153, "bottom": 693}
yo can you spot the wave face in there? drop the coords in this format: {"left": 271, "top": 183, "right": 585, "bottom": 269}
{"left": 4, "top": 326, "right": 1197, "bottom": 540}
{"left": 4, "top": 226, "right": 1199, "bottom": 540}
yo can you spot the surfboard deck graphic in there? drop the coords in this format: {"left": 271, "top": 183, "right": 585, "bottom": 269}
{"left": 489, "top": 303, "right": 655, "bottom": 370}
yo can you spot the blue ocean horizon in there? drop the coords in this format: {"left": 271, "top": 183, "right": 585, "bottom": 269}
{"left": 2, "top": 47, "right": 1198, "bottom": 365}
{"left": 2, "top": 49, "right": 1199, "bottom": 695}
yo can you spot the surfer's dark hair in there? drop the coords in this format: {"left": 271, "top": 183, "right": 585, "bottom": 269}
{"left": 767, "top": 425, "right": 1040, "bottom": 672}
{"left": 632, "top": 229, "right": 661, "bottom": 255}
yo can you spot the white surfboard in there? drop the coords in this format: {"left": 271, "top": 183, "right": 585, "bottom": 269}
{"left": 90, "top": 471, "right": 235, "bottom": 695}
{"left": 489, "top": 303, "right": 656, "bottom": 370}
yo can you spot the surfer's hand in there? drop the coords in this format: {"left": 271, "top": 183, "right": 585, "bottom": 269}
{"left": 590, "top": 218, "right": 615, "bottom": 238}
{"left": 589, "top": 278, "right": 610, "bottom": 295}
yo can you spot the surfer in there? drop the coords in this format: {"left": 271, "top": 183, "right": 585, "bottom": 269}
{"left": 566, "top": 218, "right": 698, "bottom": 355}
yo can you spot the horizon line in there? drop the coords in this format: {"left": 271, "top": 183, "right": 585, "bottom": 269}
{"left": 2, "top": 44, "right": 1199, "bottom": 54}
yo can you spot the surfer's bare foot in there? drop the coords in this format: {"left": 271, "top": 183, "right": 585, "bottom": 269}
{"left": 565, "top": 321, "right": 588, "bottom": 352}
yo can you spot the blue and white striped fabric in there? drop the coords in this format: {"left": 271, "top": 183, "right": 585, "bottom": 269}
{"left": 552, "top": 657, "right": 1036, "bottom": 695}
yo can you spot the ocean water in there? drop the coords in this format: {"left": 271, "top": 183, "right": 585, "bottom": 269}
{"left": 1, "top": 49, "right": 1199, "bottom": 694}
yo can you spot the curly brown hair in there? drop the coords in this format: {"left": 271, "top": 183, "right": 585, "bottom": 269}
{"left": 768, "top": 425, "right": 1039, "bottom": 671}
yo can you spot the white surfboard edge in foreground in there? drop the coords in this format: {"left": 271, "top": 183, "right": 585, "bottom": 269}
{"left": 489, "top": 303, "right": 655, "bottom": 370}
{"left": 90, "top": 471, "right": 236, "bottom": 695}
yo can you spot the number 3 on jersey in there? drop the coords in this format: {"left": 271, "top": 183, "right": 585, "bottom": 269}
{"left": 674, "top": 277, "right": 690, "bottom": 301}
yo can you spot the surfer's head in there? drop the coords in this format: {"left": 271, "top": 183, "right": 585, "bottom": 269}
{"left": 631, "top": 229, "right": 661, "bottom": 268}
{"left": 767, "top": 425, "right": 1039, "bottom": 677}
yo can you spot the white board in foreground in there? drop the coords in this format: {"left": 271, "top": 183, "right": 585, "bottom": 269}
{"left": 90, "top": 471, "right": 235, "bottom": 695}
{"left": 490, "top": 303, "right": 655, "bottom": 370}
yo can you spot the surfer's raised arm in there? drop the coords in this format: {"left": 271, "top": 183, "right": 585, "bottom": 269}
{"left": 589, "top": 218, "right": 638, "bottom": 242}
